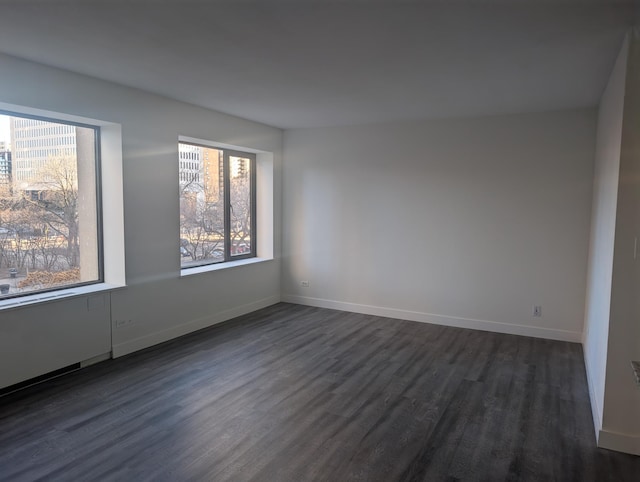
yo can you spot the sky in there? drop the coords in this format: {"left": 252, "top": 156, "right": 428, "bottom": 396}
{"left": 0, "top": 115, "right": 10, "bottom": 147}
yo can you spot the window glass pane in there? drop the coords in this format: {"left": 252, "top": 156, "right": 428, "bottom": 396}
{"left": 229, "top": 155, "right": 252, "bottom": 257}
{"left": 179, "top": 143, "right": 224, "bottom": 267}
{"left": 0, "top": 114, "right": 100, "bottom": 298}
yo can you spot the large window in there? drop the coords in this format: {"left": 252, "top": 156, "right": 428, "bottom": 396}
{"left": 0, "top": 111, "right": 101, "bottom": 299}
{"left": 179, "top": 141, "right": 255, "bottom": 268}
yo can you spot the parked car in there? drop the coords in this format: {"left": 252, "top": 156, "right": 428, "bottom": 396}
{"left": 231, "top": 243, "right": 250, "bottom": 255}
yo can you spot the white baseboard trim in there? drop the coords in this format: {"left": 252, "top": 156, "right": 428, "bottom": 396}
{"left": 281, "top": 294, "right": 582, "bottom": 343}
{"left": 583, "top": 353, "right": 603, "bottom": 443}
{"left": 598, "top": 429, "right": 640, "bottom": 455}
{"left": 112, "top": 295, "right": 280, "bottom": 358}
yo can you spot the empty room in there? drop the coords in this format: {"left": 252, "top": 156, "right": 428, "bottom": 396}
{"left": 0, "top": 1, "right": 639, "bottom": 480}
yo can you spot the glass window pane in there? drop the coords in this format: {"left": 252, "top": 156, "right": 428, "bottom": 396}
{"left": 179, "top": 143, "right": 224, "bottom": 267}
{"left": 229, "top": 155, "right": 252, "bottom": 257}
{"left": 0, "top": 114, "right": 99, "bottom": 298}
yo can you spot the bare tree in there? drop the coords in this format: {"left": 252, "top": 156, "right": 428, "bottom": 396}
{"left": 180, "top": 176, "right": 224, "bottom": 261}
{"left": 229, "top": 168, "right": 252, "bottom": 252}
{"left": 0, "top": 185, "right": 35, "bottom": 270}
{"left": 20, "top": 154, "right": 79, "bottom": 267}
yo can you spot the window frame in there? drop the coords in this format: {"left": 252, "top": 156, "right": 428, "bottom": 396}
{"left": 179, "top": 142, "right": 256, "bottom": 269}
{"left": 0, "top": 108, "right": 104, "bottom": 300}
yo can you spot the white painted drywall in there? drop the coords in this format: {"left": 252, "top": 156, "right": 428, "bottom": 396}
{"left": 282, "top": 110, "right": 595, "bottom": 341}
{"left": 600, "top": 28, "right": 640, "bottom": 454}
{"left": 0, "top": 52, "right": 282, "bottom": 388}
{"left": 582, "top": 34, "right": 628, "bottom": 437}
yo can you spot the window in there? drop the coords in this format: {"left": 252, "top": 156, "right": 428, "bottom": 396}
{"left": 179, "top": 141, "right": 256, "bottom": 268}
{"left": 0, "top": 111, "right": 102, "bottom": 299}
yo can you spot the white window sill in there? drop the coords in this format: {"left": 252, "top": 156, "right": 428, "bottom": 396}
{"left": 180, "top": 257, "right": 272, "bottom": 277}
{"left": 0, "top": 282, "right": 125, "bottom": 312}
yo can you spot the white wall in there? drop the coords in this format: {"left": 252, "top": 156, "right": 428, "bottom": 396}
{"left": 583, "top": 35, "right": 628, "bottom": 438}
{"left": 600, "top": 28, "right": 640, "bottom": 454}
{"left": 282, "top": 109, "right": 596, "bottom": 341}
{"left": 0, "top": 53, "right": 282, "bottom": 388}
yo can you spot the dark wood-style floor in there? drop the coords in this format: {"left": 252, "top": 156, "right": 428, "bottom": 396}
{"left": 0, "top": 303, "right": 638, "bottom": 481}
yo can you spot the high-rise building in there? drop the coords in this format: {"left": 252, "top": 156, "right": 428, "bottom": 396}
{"left": 0, "top": 148, "right": 10, "bottom": 186}
{"left": 9, "top": 117, "right": 77, "bottom": 192}
{"left": 201, "top": 146, "right": 222, "bottom": 203}
{"left": 178, "top": 143, "right": 201, "bottom": 189}
{"left": 178, "top": 143, "right": 222, "bottom": 202}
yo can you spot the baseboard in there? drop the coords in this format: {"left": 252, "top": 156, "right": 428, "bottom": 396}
{"left": 112, "top": 295, "right": 280, "bottom": 357}
{"left": 598, "top": 430, "right": 640, "bottom": 455}
{"left": 281, "top": 294, "right": 582, "bottom": 343}
{"left": 583, "top": 353, "right": 603, "bottom": 442}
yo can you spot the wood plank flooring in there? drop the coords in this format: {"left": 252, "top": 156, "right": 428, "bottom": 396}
{"left": 0, "top": 303, "right": 638, "bottom": 481}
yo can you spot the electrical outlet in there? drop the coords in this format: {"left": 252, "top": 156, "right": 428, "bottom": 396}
{"left": 115, "top": 319, "right": 134, "bottom": 328}
{"left": 533, "top": 305, "right": 542, "bottom": 318}
{"left": 301, "top": 280, "right": 310, "bottom": 288}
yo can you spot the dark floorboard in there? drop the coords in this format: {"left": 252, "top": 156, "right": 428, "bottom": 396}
{"left": 0, "top": 303, "right": 638, "bottom": 481}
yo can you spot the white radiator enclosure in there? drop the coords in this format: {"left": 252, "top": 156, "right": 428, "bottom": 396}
{"left": 0, "top": 292, "right": 111, "bottom": 389}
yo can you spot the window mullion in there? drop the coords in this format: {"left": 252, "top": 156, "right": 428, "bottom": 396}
{"left": 223, "top": 150, "right": 231, "bottom": 261}
{"left": 250, "top": 156, "right": 256, "bottom": 258}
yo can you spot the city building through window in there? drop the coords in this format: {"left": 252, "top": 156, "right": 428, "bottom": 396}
{"left": 179, "top": 141, "right": 256, "bottom": 268}
{"left": 0, "top": 112, "right": 101, "bottom": 299}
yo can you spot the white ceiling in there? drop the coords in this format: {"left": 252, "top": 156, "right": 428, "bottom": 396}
{"left": 0, "top": 1, "right": 634, "bottom": 129}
